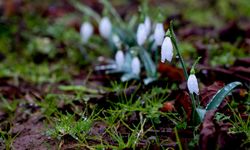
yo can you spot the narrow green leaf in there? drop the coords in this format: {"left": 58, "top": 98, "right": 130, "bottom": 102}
{"left": 70, "top": 0, "right": 101, "bottom": 22}
{"left": 122, "top": 52, "right": 133, "bottom": 72}
{"left": 121, "top": 73, "right": 139, "bottom": 82}
{"left": 59, "top": 85, "right": 98, "bottom": 94}
{"left": 206, "top": 81, "right": 242, "bottom": 110}
{"left": 196, "top": 108, "right": 206, "bottom": 122}
{"left": 139, "top": 48, "right": 157, "bottom": 78}
{"left": 95, "top": 64, "right": 116, "bottom": 71}
{"left": 128, "top": 15, "right": 138, "bottom": 30}
{"left": 113, "top": 27, "right": 136, "bottom": 48}
{"left": 143, "top": 77, "right": 157, "bottom": 85}
{"left": 99, "top": 0, "right": 123, "bottom": 24}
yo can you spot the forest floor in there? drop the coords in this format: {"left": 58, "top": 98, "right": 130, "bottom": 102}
{"left": 0, "top": 0, "right": 249, "bottom": 150}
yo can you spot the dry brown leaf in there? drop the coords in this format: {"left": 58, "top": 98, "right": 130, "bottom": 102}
{"left": 161, "top": 101, "right": 175, "bottom": 112}
{"left": 158, "top": 64, "right": 185, "bottom": 82}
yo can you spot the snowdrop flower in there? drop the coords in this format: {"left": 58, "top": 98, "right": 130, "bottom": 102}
{"left": 99, "top": 17, "right": 112, "bottom": 39}
{"left": 80, "top": 22, "right": 93, "bottom": 43}
{"left": 144, "top": 16, "right": 151, "bottom": 36}
{"left": 161, "top": 36, "right": 173, "bottom": 63}
{"left": 115, "top": 50, "right": 124, "bottom": 69}
{"left": 154, "top": 23, "right": 165, "bottom": 46}
{"left": 112, "top": 34, "right": 121, "bottom": 48}
{"left": 131, "top": 57, "right": 141, "bottom": 75}
{"left": 187, "top": 74, "right": 199, "bottom": 95}
{"left": 137, "top": 23, "right": 147, "bottom": 46}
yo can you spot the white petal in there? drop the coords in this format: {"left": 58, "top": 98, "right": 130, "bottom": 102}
{"left": 154, "top": 23, "right": 165, "bottom": 46}
{"left": 136, "top": 23, "right": 147, "bottom": 46}
{"left": 115, "top": 50, "right": 124, "bottom": 69}
{"left": 187, "top": 74, "right": 199, "bottom": 95}
{"left": 131, "top": 57, "right": 141, "bottom": 75}
{"left": 144, "top": 16, "right": 151, "bottom": 36}
{"left": 99, "top": 17, "right": 112, "bottom": 39}
{"left": 161, "top": 36, "right": 173, "bottom": 62}
{"left": 80, "top": 22, "right": 93, "bottom": 43}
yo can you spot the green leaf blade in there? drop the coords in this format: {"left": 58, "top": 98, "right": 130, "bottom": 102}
{"left": 205, "top": 81, "right": 242, "bottom": 110}
{"left": 121, "top": 73, "right": 139, "bottom": 82}
{"left": 196, "top": 108, "right": 206, "bottom": 122}
{"left": 70, "top": 0, "right": 101, "bottom": 22}
{"left": 139, "top": 48, "right": 157, "bottom": 78}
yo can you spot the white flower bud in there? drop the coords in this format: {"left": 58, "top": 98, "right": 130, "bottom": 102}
{"left": 187, "top": 74, "right": 199, "bottom": 95}
{"left": 144, "top": 16, "right": 151, "bottom": 36}
{"left": 99, "top": 17, "right": 112, "bottom": 39}
{"left": 161, "top": 36, "right": 173, "bottom": 63}
{"left": 131, "top": 57, "right": 141, "bottom": 75}
{"left": 136, "top": 23, "right": 147, "bottom": 46}
{"left": 80, "top": 22, "right": 93, "bottom": 43}
{"left": 115, "top": 50, "right": 124, "bottom": 69}
{"left": 154, "top": 23, "right": 165, "bottom": 46}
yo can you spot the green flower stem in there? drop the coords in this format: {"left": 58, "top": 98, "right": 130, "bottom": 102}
{"left": 191, "top": 57, "right": 202, "bottom": 74}
{"left": 100, "top": 0, "right": 123, "bottom": 25}
{"left": 169, "top": 21, "right": 197, "bottom": 123}
{"left": 174, "top": 127, "right": 183, "bottom": 150}
{"left": 169, "top": 21, "right": 188, "bottom": 80}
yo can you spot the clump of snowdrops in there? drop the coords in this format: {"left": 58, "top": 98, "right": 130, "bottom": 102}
{"left": 77, "top": 0, "right": 242, "bottom": 125}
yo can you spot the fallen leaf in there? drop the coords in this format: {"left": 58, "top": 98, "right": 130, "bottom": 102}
{"left": 161, "top": 101, "right": 175, "bottom": 112}
{"left": 198, "top": 64, "right": 250, "bottom": 84}
{"left": 219, "top": 21, "right": 244, "bottom": 43}
{"left": 199, "top": 109, "right": 217, "bottom": 150}
{"left": 158, "top": 64, "right": 185, "bottom": 82}
{"left": 174, "top": 91, "right": 192, "bottom": 121}
{"left": 199, "top": 110, "right": 248, "bottom": 150}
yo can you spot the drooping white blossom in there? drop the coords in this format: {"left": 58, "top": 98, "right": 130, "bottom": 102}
{"left": 154, "top": 23, "right": 165, "bottom": 46}
{"left": 161, "top": 36, "right": 173, "bottom": 63}
{"left": 136, "top": 23, "right": 147, "bottom": 46}
{"left": 115, "top": 50, "right": 124, "bottom": 69}
{"left": 187, "top": 74, "right": 199, "bottom": 95}
{"left": 131, "top": 57, "right": 141, "bottom": 75}
{"left": 80, "top": 22, "right": 93, "bottom": 43}
{"left": 144, "top": 16, "right": 151, "bottom": 36}
{"left": 99, "top": 17, "right": 112, "bottom": 39}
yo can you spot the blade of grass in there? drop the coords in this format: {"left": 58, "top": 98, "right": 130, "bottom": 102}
{"left": 174, "top": 127, "right": 183, "bottom": 150}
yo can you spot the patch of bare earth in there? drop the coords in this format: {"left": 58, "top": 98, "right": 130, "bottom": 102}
{"left": 11, "top": 113, "right": 56, "bottom": 150}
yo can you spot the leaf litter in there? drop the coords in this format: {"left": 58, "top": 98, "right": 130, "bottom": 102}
{"left": 0, "top": 0, "right": 250, "bottom": 149}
